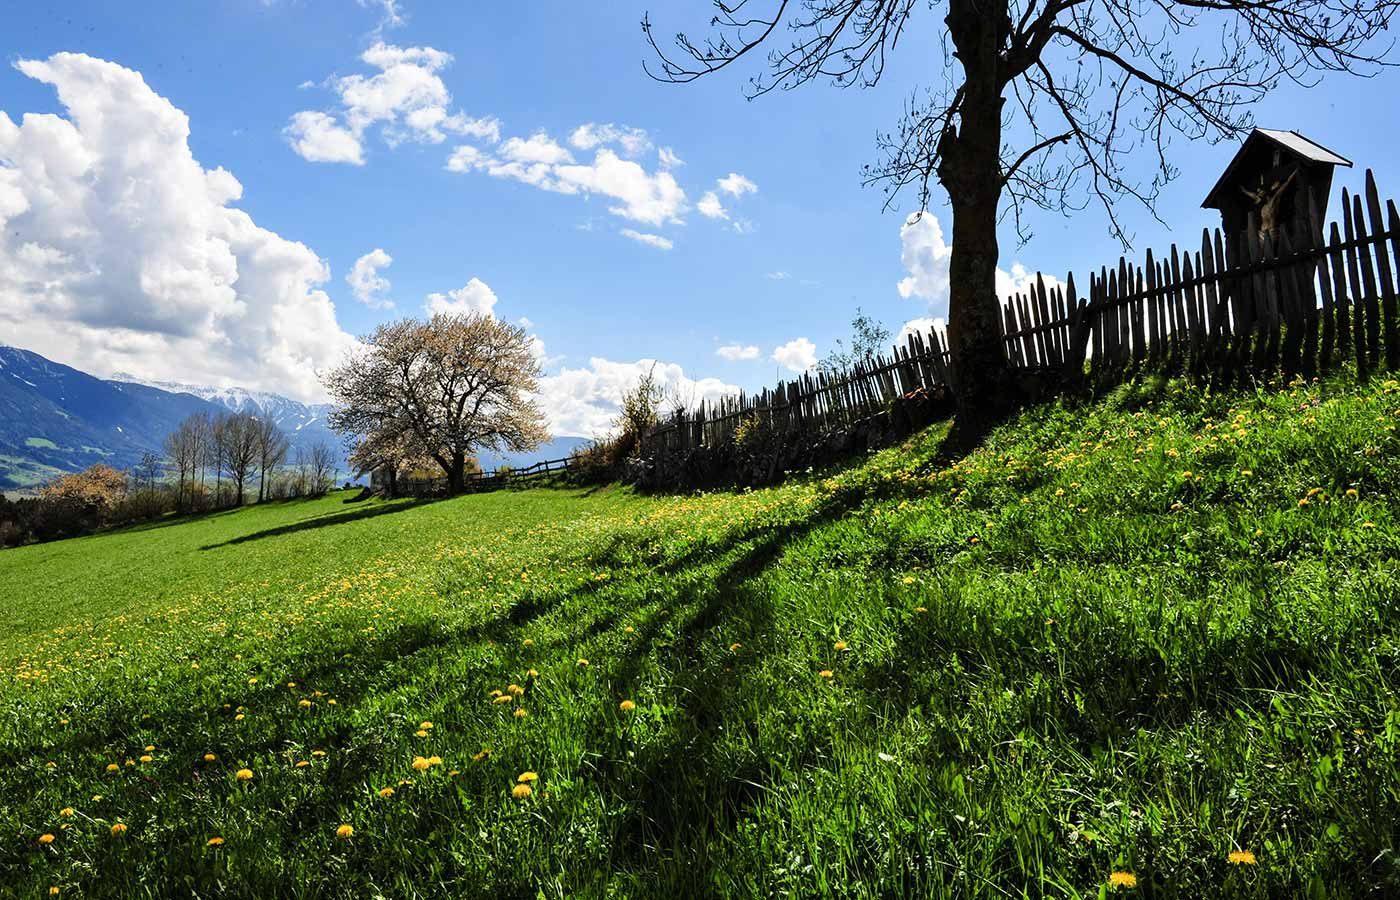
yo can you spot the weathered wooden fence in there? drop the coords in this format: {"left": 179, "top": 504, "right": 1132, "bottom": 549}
{"left": 641, "top": 168, "right": 1400, "bottom": 456}
{"left": 395, "top": 456, "right": 574, "bottom": 496}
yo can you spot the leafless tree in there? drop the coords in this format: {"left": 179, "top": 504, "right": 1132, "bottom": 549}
{"left": 254, "top": 417, "right": 290, "bottom": 503}
{"left": 644, "top": 0, "right": 1399, "bottom": 430}
{"left": 326, "top": 311, "right": 550, "bottom": 493}
{"left": 214, "top": 412, "right": 261, "bottom": 507}
{"left": 308, "top": 441, "right": 337, "bottom": 496}
{"left": 207, "top": 413, "right": 229, "bottom": 506}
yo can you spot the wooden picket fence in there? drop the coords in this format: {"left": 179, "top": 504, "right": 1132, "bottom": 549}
{"left": 641, "top": 168, "right": 1400, "bottom": 456}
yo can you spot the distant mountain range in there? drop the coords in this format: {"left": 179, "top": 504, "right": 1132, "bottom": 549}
{"left": 0, "top": 346, "right": 589, "bottom": 494}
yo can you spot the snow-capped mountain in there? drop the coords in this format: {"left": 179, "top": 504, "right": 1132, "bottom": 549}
{"left": 109, "top": 375, "right": 336, "bottom": 437}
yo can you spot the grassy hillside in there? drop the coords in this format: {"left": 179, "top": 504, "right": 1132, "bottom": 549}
{"left": 1, "top": 373, "right": 1397, "bottom": 898}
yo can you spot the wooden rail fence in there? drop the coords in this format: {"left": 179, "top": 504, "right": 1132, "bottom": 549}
{"left": 395, "top": 456, "right": 574, "bottom": 496}
{"left": 641, "top": 168, "right": 1400, "bottom": 456}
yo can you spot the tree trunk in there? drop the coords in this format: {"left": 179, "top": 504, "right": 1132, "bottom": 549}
{"left": 447, "top": 450, "right": 466, "bottom": 494}
{"left": 258, "top": 459, "right": 266, "bottom": 503}
{"left": 940, "top": 0, "right": 1013, "bottom": 436}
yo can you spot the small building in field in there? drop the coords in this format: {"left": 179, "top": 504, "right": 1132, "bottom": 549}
{"left": 1202, "top": 128, "right": 1352, "bottom": 247}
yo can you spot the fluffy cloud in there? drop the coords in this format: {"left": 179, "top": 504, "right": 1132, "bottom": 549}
{"left": 347, "top": 248, "right": 394, "bottom": 309}
{"left": 284, "top": 111, "right": 364, "bottom": 165}
{"left": 450, "top": 135, "right": 687, "bottom": 227}
{"left": 569, "top": 123, "right": 651, "bottom": 156}
{"left": 658, "top": 146, "right": 683, "bottom": 169}
{"left": 716, "top": 344, "right": 760, "bottom": 361}
{"left": 771, "top": 337, "right": 817, "bottom": 373}
{"left": 0, "top": 52, "right": 356, "bottom": 402}
{"left": 697, "top": 190, "right": 727, "bottom": 220}
{"left": 288, "top": 42, "right": 498, "bottom": 163}
{"left": 424, "top": 277, "right": 498, "bottom": 317}
{"left": 536, "top": 357, "right": 739, "bottom": 437}
{"left": 619, "top": 229, "right": 673, "bottom": 251}
{"left": 898, "top": 316, "right": 946, "bottom": 346}
{"left": 717, "top": 173, "right": 757, "bottom": 197}
{"left": 897, "top": 211, "right": 1060, "bottom": 317}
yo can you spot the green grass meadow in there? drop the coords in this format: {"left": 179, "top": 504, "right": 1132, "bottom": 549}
{"left": 2, "top": 374, "right": 1399, "bottom": 898}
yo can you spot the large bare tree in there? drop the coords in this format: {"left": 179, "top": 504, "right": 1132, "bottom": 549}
{"left": 644, "top": 0, "right": 1398, "bottom": 430}
{"left": 326, "top": 312, "right": 550, "bottom": 493}
{"left": 253, "top": 417, "right": 290, "bottom": 504}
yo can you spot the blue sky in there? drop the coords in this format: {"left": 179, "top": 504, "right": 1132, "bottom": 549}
{"left": 3, "top": 0, "right": 1399, "bottom": 435}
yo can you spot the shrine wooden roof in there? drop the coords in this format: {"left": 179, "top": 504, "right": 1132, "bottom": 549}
{"left": 1201, "top": 129, "right": 1352, "bottom": 209}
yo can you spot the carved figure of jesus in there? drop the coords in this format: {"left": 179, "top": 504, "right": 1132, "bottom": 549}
{"left": 1240, "top": 169, "right": 1299, "bottom": 239}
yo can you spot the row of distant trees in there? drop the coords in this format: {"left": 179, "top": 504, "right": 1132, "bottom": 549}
{"left": 0, "top": 412, "right": 341, "bottom": 548}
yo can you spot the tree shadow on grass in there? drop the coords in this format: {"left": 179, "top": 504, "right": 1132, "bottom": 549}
{"left": 198, "top": 496, "right": 446, "bottom": 550}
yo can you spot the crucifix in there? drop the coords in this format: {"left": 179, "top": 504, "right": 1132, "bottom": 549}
{"left": 1239, "top": 169, "right": 1298, "bottom": 240}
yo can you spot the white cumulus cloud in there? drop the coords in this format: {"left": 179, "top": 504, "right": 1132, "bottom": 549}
{"left": 772, "top": 337, "right": 817, "bottom": 373}
{"left": 897, "top": 211, "right": 1060, "bottom": 318}
{"left": 424, "top": 277, "right": 499, "bottom": 317}
{"left": 536, "top": 357, "right": 739, "bottom": 437}
{"left": 716, "top": 344, "right": 760, "bottom": 361}
{"left": 288, "top": 42, "right": 498, "bottom": 163}
{"left": 717, "top": 173, "right": 757, "bottom": 197}
{"left": 697, "top": 190, "right": 728, "bottom": 220}
{"left": 0, "top": 52, "right": 356, "bottom": 402}
{"left": 569, "top": 123, "right": 651, "bottom": 156}
{"left": 658, "top": 146, "right": 683, "bottom": 169}
{"left": 619, "top": 229, "right": 673, "bottom": 251}
{"left": 347, "top": 248, "right": 394, "bottom": 309}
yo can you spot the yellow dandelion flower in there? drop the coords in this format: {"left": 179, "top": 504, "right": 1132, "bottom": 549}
{"left": 507, "top": 683, "right": 525, "bottom": 695}
{"left": 38, "top": 833, "right": 55, "bottom": 844}
{"left": 527, "top": 668, "right": 540, "bottom": 678}
{"left": 1228, "top": 850, "right": 1256, "bottom": 865}
{"left": 336, "top": 824, "right": 354, "bottom": 839}
{"left": 287, "top": 682, "right": 296, "bottom": 688}
{"left": 139, "top": 755, "right": 153, "bottom": 763}
{"left": 518, "top": 771, "right": 538, "bottom": 783}
{"left": 619, "top": 700, "right": 636, "bottom": 711}
{"left": 512, "top": 783, "right": 533, "bottom": 799}
{"left": 1363, "top": 521, "right": 1376, "bottom": 528}
{"left": 378, "top": 787, "right": 395, "bottom": 798}
{"left": 1346, "top": 488, "right": 1359, "bottom": 498}
{"left": 818, "top": 670, "right": 834, "bottom": 679}
{"left": 203, "top": 753, "right": 216, "bottom": 762}
{"left": 235, "top": 768, "right": 254, "bottom": 781}
{"left": 327, "top": 699, "right": 337, "bottom": 706}
{"left": 914, "top": 606, "right": 928, "bottom": 614}
{"left": 419, "top": 721, "right": 433, "bottom": 730}
{"left": 60, "top": 807, "right": 74, "bottom": 817}
{"left": 234, "top": 714, "right": 245, "bottom": 722}
{"left": 729, "top": 643, "right": 742, "bottom": 652}
{"left": 415, "top": 730, "right": 429, "bottom": 737}
{"left": 513, "top": 708, "right": 528, "bottom": 718}
{"left": 311, "top": 749, "right": 326, "bottom": 757}
{"left": 105, "top": 763, "right": 119, "bottom": 773}
{"left": 144, "top": 745, "right": 155, "bottom": 752}
{"left": 428, "top": 755, "right": 442, "bottom": 766}
{"left": 493, "top": 695, "right": 513, "bottom": 704}
{"left": 91, "top": 795, "right": 101, "bottom": 802}
{"left": 473, "top": 749, "right": 491, "bottom": 762}
{"left": 577, "top": 659, "right": 589, "bottom": 666}
{"left": 412, "top": 757, "right": 431, "bottom": 771}
{"left": 124, "top": 759, "right": 135, "bottom": 767}
{"left": 522, "top": 639, "right": 534, "bottom": 647}
{"left": 110, "top": 823, "right": 127, "bottom": 837}
{"left": 1108, "top": 871, "right": 1136, "bottom": 888}
{"left": 624, "top": 626, "right": 634, "bottom": 634}
{"left": 49, "top": 888, "right": 60, "bottom": 896}
{"left": 298, "top": 699, "right": 312, "bottom": 709}
{"left": 295, "top": 761, "right": 309, "bottom": 768}
{"left": 248, "top": 677, "right": 258, "bottom": 685}
{"left": 207, "top": 837, "right": 224, "bottom": 846}
{"left": 833, "top": 641, "right": 848, "bottom": 651}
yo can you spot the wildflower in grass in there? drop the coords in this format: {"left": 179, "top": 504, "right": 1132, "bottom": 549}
{"left": 818, "top": 670, "right": 834, "bottom": 679}
{"left": 415, "top": 730, "right": 429, "bottom": 737}
{"left": 1363, "top": 522, "right": 1376, "bottom": 528}
{"left": 518, "top": 771, "right": 538, "bottom": 783}
{"left": 620, "top": 700, "right": 636, "bottom": 711}
{"left": 203, "top": 753, "right": 216, "bottom": 762}
{"left": 507, "top": 684, "right": 525, "bottom": 696}
{"left": 624, "top": 626, "right": 634, "bottom": 634}
{"left": 124, "top": 759, "right": 135, "bottom": 767}
{"left": 336, "top": 824, "right": 354, "bottom": 839}
{"left": 1298, "top": 498, "right": 1310, "bottom": 507}
{"left": 295, "top": 761, "right": 309, "bottom": 768}
{"left": 38, "top": 833, "right": 55, "bottom": 844}
{"left": 514, "top": 708, "right": 528, "bottom": 718}
{"left": 60, "top": 808, "right": 73, "bottom": 817}
{"left": 522, "top": 639, "right": 534, "bottom": 647}
{"left": 110, "top": 823, "right": 127, "bottom": 837}
{"left": 91, "top": 795, "right": 101, "bottom": 802}
{"left": 448, "top": 769, "right": 460, "bottom": 776}
{"left": 833, "top": 641, "right": 848, "bottom": 651}
{"left": 378, "top": 787, "right": 395, "bottom": 798}
{"left": 248, "top": 677, "right": 258, "bottom": 685}
{"left": 327, "top": 699, "right": 337, "bottom": 706}
{"left": 493, "top": 695, "right": 513, "bottom": 704}
{"left": 412, "top": 756, "right": 432, "bottom": 771}
{"left": 1346, "top": 488, "right": 1359, "bottom": 498}
{"left": 234, "top": 714, "right": 245, "bottom": 721}
{"left": 144, "top": 745, "right": 155, "bottom": 752}
{"left": 287, "top": 682, "right": 296, "bottom": 688}
{"left": 914, "top": 607, "right": 928, "bottom": 614}
{"left": 729, "top": 643, "right": 742, "bottom": 652}
{"left": 311, "top": 749, "right": 326, "bottom": 758}
{"left": 235, "top": 768, "right": 254, "bottom": 781}
{"left": 512, "top": 783, "right": 533, "bottom": 799}
{"left": 207, "top": 837, "right": 224, "bottom": 846}
{"left": 577, "top": 659, "right": 589, "bottom": 666}
{"left": 298, "top": 699, "right": 312, "bottom": 709}
{"left": 139, "top": 755, "right": 153, "bottom": 763}
{"left": 473, "top": 749, "right": 491, "bottom": 762}
{"left": 527, "top": 669, "right": 540, "bottom": 678}
{"left": 49, "top": 888, "right": 59, "bottom": 895}
{"left": 428, "top": 756, "right": 442, "bottom": 766}
{"left": 1228, "top": 850, "right": 1256, "bottom": 865}
{"left": 1108, "top": 872, "right": 1136, "bottom": 889}
{"left": 420, "top": 721, "right": 433, "bottom": 730}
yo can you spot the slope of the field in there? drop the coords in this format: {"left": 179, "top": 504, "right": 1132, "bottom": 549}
{"left": 1, "top": 374, "right": 1398, "bottom": 899}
